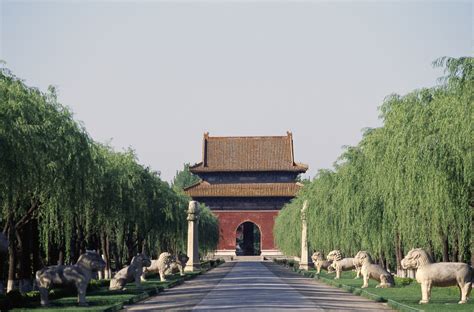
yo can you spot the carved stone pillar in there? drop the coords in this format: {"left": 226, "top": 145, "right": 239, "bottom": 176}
{"left": 299, "top": 200, "right": 313, "bottom": 270}
{"left": 185, "top": 201, "right": 201, "bottom": 272}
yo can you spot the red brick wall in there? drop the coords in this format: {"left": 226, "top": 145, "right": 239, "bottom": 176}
{"left": 212, "top": 211, "right": 278, "bottom": 251}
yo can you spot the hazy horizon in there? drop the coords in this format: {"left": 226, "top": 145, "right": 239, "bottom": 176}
{"left": 1, "top": 0, "right": 472, "bottom": 181}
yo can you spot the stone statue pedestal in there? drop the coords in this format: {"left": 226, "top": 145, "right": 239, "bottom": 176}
{"left": 185, "top": 201, "right": 201, "bottom": 272}
{"left": 299, "top": 200, "right": 313, "bottom": 270}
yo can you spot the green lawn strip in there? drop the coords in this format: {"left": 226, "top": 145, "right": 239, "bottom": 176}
{"left": 9, "top": 260, "right": 224, "bottom": 312}
{"left": 274, "top": 260, "right": 473, "bottom": 312}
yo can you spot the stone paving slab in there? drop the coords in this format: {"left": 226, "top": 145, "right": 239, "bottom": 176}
{"left": 124, "top": 262, "right": 236, "bottom": 311}
{"left": 263, "top": 262, "right": 392, "bottom": 311}
{"left": 193, "top": 261, "right": 320, "bottom": 311}
{"left": 125, "top": 261, "right": 393, "bottom": 311}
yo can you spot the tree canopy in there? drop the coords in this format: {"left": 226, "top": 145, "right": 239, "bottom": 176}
{"left": 0, "top": 66, "right": 219, "bottom": 292}
{"left": 274, "top": 57, "right": 473, "bottom": 269}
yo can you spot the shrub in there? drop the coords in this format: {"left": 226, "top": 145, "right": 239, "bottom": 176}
{"left": 394, "top": 276, "right": 413, "bottom": 286}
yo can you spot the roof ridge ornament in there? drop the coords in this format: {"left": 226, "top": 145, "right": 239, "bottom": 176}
{"left": 287, "top": 131, "right": 295, "bottom": 165}
{"left": 202, "top": 132, "right": 209, "bottom": 167}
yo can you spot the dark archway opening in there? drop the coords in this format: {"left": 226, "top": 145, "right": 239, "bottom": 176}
{"left": 236, "top": 222, "right": 261, "bottom": 256}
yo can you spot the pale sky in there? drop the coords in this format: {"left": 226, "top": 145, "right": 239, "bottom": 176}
{"left": 1, "top": 0, "right": 472, "bottom": 181}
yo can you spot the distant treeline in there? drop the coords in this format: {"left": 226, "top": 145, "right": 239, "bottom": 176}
{"left": 0, "top": 67, "right": 218, "bottom": 292}
{"left": 274, "top": 57, "right": 473, "bottom": 270}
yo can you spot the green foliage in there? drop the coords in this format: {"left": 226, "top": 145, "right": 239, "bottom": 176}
{"left": 0, "top": 65, "right": 219, "bottom": 290}
{"left": 274, "top": 57, "right": 473, "bottom": 266}
{"left": 198, "top": 203, "right": 219, "bottom": 255}
{"left": 172, "top": 165, "right": 219, "bottom": 256}
{"left": 394, "top": 277, "right": 414, "bottom": 286}
{"left": 172, "top": 163, "right": 200, "bottom": 191}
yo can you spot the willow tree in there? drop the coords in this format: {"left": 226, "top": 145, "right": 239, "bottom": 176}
{"left": 0, "top": 68, "right": 94, "bottom": 291}
{"left": 0, "top": 66, "right": 221, "bottom": 292}
{"left": 273, "top": 198, "right": 301, "bottom": 256}
{"left": 274, "top": 57, "right": 473, "bottom": 267}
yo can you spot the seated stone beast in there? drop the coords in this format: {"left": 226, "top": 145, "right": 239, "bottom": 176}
{"left": 401, "top": 248, "right": 472, "bottom": 304}
{"left": 165, "top": 253, "right": 189, "bottom": 276}
{"left": 327, "top": 250, "right": 359, "bottom": 280}
{"left": 35, "top": 250, "right": 105, "bottom": 307}
{"left": 354, "top": 251, "right": 394, "bottom": 288}
{"left": 311, "top": 252, "right": 335, "bottom": 274}
{"left": 142, "top": 252, "right": 174, "bottom": 282}
{"left": 109, "top": 253, "right": 151, "bottom": 290}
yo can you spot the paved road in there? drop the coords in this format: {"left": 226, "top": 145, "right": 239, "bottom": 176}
{"left": 125, "top": 261, "right": 392, "bottom": 311}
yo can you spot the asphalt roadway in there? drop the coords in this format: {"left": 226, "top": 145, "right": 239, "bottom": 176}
{"left": 124, "top": 261, "right": 392, "bottom": 311}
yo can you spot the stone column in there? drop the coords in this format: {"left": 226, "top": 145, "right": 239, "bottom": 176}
{"left": 299, "top": 200, "right": 313, "bottom": 270}
{"left": 185, "top": 201, "right": 201, "bottom": 272}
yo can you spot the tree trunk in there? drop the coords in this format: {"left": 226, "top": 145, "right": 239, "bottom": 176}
{"left": 428, "top": 240, "right": 435, "bottom": 262}
{"left": 111, "top": 244, "right": 121, "bottom": 273}
{"left": 105, "top": 235, "right": 111, "bottom": 279}
{"left": 442, "top": 234, "right": 449, "bottom": 262}
{"left": 18, "top": 225, "right": 33, "bottom": 293}
{"left": 126, "top": 232, "right": 135, "bottom": 263}
{"left": 378, "top": 251, "right": 385, "bottom": 269}
{"left": 395, "top": 233, "right": 404, "bottom": 275}
{"left": 7, "top": 237, "right": 16, "bottom": 293}
{"left": 452, "top": 235, "right": 459, "bottom": 262}
{"left": 141, "top": 239, "right": 147, "bottom": 255}
{"left": 0, "top": 252, "right": 4, "bottom": 294}
{"left": 58, "top": 249, "right": 64, "bottom": 265}
{"left": 100, "top": 232, "right": 112, "bottom": 279}
{"left": 7, "top": 219, "right": 17, "bottom": 293}
{"left": 31, "top": 219, "right": 42, "bottom": 273}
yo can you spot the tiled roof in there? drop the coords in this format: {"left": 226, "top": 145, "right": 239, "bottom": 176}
{"left": 190, "top": 132, "right": 308, "bottom": 173}
{"left": 184, "top": 181, "right": 303, "bottom": 197}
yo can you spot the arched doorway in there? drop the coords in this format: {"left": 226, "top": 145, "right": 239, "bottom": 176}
{"left": 235, "top": 221, "right": 261, "bottom": 256}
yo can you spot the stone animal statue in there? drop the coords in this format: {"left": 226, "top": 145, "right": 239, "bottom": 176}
{"left": 354, "top": 251, "right": 394, "bottom": 288}
{"left": 109, "top": 253, "right": 151, "bottom": 290}
{"left": 401, "top": 248, "right": 473, "bottom": 304}
{"left": 142, "top": 252, "right": 174, "bottom": 282}
{"left": 166, "top": 253, "right": 189, "bottom": 276}
{"left": 35, "top": 250, "right": 106, "bottom": 307}
{"left": 327, "top": 250, "right": 359, "bottom": 280}
{"left": 311, "top": 252, "right": 335, "bottom": 274}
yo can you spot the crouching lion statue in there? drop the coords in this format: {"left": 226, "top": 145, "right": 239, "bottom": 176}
{"left": 354, "top": 251, "right": 394, "bottom": 288}
{"left": 311, "top": 252, "right": 335, "bottom": 274}
{"left": 166, "top": 253, "right": 189, "bottom": 276}
{"left": 35, "top": 250, "right": 106, "bottom": 306}
{"left": 401, "top": 248, "right": 472, "bottom": 304}
{"left": 142, "top": 252, "right": 188, "bottom": 282}
{"left": 327, "top": 250, "right": 360, "bottom": 280}
{"left": 109, "top": 253, "right": 151, "bottom": 290}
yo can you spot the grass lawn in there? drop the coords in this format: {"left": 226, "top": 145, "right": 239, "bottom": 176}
{"left": 5, "top": 263, "right": 215, "bottom": 312}
{"left": 306, "top": 269, "right": 473, "bottom": 312}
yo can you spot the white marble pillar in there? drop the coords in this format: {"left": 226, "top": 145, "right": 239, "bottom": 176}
{"left": 299, "top": 200, "right": 313, "bottom": 270}
{"left": 185, "top": 201, "right": 201, "bottom": 272}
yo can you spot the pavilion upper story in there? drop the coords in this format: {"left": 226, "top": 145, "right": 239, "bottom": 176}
{"left": 184, "top": 132, "right": 308, "bottom": 210}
